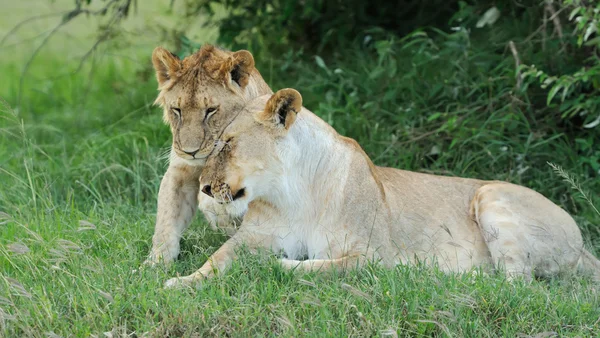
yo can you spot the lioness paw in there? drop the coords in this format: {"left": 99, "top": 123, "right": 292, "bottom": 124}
{"left": 164, "top": 277, "right": 188, "bottom": 289}
{"left": 164, "top": 274, "right": 204, "bottom": 289}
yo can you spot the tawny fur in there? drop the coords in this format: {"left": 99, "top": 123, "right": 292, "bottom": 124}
{"left": 145, "top": 45, "right": 272, "bottom": 266}
{"left": 164, "top": 89, "right": 600, "bottom": 288}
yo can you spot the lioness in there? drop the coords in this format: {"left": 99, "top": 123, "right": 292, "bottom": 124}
{"left": 145, "top": 45, "right": 271, "bottom": 266}
{"left": 164, "top": 88, "right": 600, "bottom": 288}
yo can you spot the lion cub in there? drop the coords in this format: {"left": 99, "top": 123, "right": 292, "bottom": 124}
{"left": 145, "top": 45, "right": 272, "bottom": 267}
{"left": 164, "top": 88, "right": 599, "bottom": 288}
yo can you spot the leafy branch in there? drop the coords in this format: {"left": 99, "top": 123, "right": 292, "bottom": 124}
{"left": 6, "top": 0, "right": 136, "bottom": 109}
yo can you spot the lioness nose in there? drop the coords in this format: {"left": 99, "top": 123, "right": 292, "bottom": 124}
{"left": 201, "top": 185, "right": 213, "bottom": 197}
{"left": 183, "top": 148, "right": 199, "bottom": 157}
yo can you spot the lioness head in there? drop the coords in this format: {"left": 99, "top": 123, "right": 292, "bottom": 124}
{"left": 199, "top": 88, "right": 303, "bottom": 215}
{"left": 152, "top": 45, "right": 272, "bottom": 164}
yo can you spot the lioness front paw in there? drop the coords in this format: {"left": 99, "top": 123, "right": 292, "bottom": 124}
{"left": 164, "top": 277, "right": 189, "bottom": 289}
{"left": 164, "top": 273, "right": 204, "bottom": 289}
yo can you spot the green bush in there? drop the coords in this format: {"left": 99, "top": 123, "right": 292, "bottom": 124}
{"left": 522, "top": 0, "right": 600, "bottom": 133}
{"left": 183, "top": 0, "right": 463, "bottom": 54}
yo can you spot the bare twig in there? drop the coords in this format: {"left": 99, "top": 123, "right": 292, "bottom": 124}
{"left": 14, "top": 0, "right": 134, "bottom": 109}
{"left": 545, "top": 1, "right": 566, "bottom": 50}
{"left": 17, "top": 22, "right": 67, "bottom": 109}
{"left": 2, "top": 31, "right": 54, "bottom": 50}
{"left": 73, "top": 10, "right": 124, "bottom": 75}
{"left": 520, "top": 4, "right": 568, "bottom": 46}
{"left": 508, "top": 41, "right": 522, "bottom": 91}
{"left": 0, "top": 12, "right": 69, "bottom": 47}
{"left": 542, "top": 5, "right": 547, "bottom": 51}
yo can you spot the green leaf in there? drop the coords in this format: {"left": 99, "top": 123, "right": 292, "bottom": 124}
{"left": 585, "top": 36, "right": 600, "bottom": 47}
{"left": 315, "top": 56, "right": 327, "bottom": 70}
{"left": 561, "top": 85, "right": 571, "bottom": 102}
{"left": 427, "top": 112, "right": 442, "bottom": 122}
{"left": 568, "top": 7, "right": 580, "bottom": 21}
{"left": 547, "top": 85, "right": 562, "bottom": 105}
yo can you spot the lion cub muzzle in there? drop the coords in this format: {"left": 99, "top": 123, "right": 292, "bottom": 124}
{"left": 173, "top": 146, "right": 213, "bottom": 161}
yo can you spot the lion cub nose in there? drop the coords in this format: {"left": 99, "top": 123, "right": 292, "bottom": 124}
{"left": 201, "top": 185, "right": 213, "bottom": 197}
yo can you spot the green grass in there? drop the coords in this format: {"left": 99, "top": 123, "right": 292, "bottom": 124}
{"left": 1, "top": 1, "right": 600, "bottom": 336}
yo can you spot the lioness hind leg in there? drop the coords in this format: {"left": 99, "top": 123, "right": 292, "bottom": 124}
{"left": 279, "top": 254, "right": 368, "bottom": 272}
{"left": 472, "top": 183, "right": 583, "bottom": 281}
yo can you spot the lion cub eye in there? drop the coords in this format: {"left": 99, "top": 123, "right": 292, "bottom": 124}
{"left": 171, "top": 108, "right": 181, "bottom": 119}
{"left": 204, "top": 106, "right": 218, "bottom": 121}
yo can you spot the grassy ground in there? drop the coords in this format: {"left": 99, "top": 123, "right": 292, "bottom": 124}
{"left": 1, "top": 1, "right": 600, "bottom": 337}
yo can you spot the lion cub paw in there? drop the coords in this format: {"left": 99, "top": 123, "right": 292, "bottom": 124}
{"left": 132, "top": 257, "right": 168, "bottom": 274}
{"left": 143, "top": 250, "right": 177, "bottom": 267}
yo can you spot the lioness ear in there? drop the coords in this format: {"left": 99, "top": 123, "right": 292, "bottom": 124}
{"left": 219, "top": 50, "right": 255, "bottom": 88}
{"left": 152, "top": 47, "right": 181, "bottom": 86}
{"left": 258, "top": 88, "right": 302, "bottom": 130}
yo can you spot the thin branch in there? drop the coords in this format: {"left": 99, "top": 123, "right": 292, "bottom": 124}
{"left": 542, "top": 4, "right": 547, "bottom": 51}
{"left": 508, "top": 41, "right": 522, "bottom": 91}
{"left": 72, "top": 11, "right": 124, "bottom": 75}
{"left": 520, "top": 4, "right": 568, "bottom": 45}
{"left": 0, "top": 12, "right": 68, "bottom": 47}
{"left": 14, "top": 0, "right": 132, "bottom": 109}
{"left": 1, "top": 31, "right": 51, "bottom": 50}
{"left": 16, "top": 22, "right": 67, "bottom": 109}
{"left": 545, "top": 1, "right": 566, "bottom": 51}
{"left": 65, "top": 0, "right": 133, "bottom": 75}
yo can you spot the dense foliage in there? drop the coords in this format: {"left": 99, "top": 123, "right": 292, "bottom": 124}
{"left": 183, "top": 0, "right": 462, "bottom": 54}
{"left": 178, "top": 0, "right": 600, "bottom": 237}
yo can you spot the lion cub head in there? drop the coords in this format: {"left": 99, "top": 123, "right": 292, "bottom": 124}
{"left": 199, "top": 88, "right": 303, "bottom": 215}
{"left": 152, "top": 45, "right": 271, "bottom": 164}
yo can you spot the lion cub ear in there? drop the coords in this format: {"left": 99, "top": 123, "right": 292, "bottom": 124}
{"left": 258, "top": 88, "right": 302, "bottom": 130}
{"left": 219, "top": 50, "right": 255, "bottom": 88}
{"left": 152, "top": 47, "right": 182, "bottom": 86}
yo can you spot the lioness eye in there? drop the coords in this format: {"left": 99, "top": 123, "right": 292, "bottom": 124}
{"left": 171, "top": 108, "right": 181, "bottom": 119}
{"left": 204, "top": 106, "right": 218, "bottom": 121}
{"left": 217, "top": 137, "right": 233, "bottom": 152}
